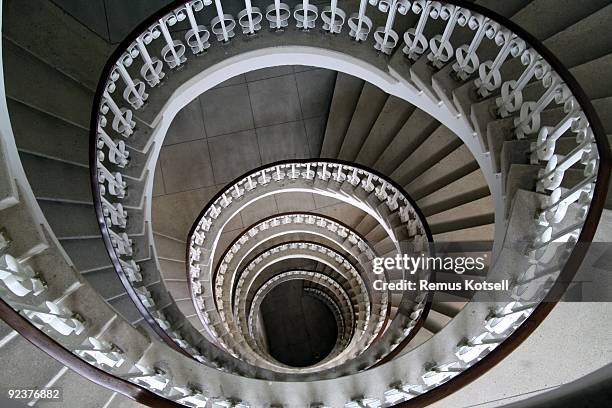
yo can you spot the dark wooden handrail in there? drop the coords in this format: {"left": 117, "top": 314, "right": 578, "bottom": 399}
{"left": 0, "top": 298, "right": 183, "bottom": 407}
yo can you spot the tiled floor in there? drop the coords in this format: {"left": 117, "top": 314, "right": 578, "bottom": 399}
{"left": 152, "top": 65, "right": 337, "bottom": 240}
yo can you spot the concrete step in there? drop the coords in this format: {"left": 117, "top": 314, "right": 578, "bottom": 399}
{"left": 81, "top": 266, "right": 127, "bottom": 301}
{"left": 422, "top": 309, "right": 451, "bottom": 334}
{"left": 337, "top": 83, "right": 388, "bottom": 161}
{"left": 391, "top": 126, "right": 462, "bottom": 187}
{"left": 543, "top": 3, "right": 612, "bottom": 69}
{"left": 510, "top": 0, "right": 610, "bottom": 41}
{"left": 399, "top": 327, "right": 434, "bottom": 356}
{"left": 570, "top": 53, "right": 612, "bottom": 101}
{"left": 155, "top": 235, "right": 186, "bottom": 266}
{"left": 159, "top": 259, "right": 187, "bottom": 281}
{"left": 433, "top": 223, "right": 495, "bottom": 242}
{"left": 405, "top": 144, "right": 479, "bottom": 200}
{"left": 431, "top": 298, "right": 467, "bottom": 319}
{"left": 8, "top": 98, "right": 89, "bottom": 166}
{"left": 60, "top": 237, "right": 112, "bottom": 273}
{"left": 418, "top": 169, "right": 490, "bottom": 217}
{"left": 3, "top": 38, "right": 93, "bottom": 129}
{"left": 36, "top": 369, "right": 115, "bottom": 407}
{"left": 477, "top": 0, "right": 532, "bottom": 18}
{"left": 3, "top": 0, "right": 112, "bottom": 90}
{"left": 354, "top": 96, "right": 414, "bottom": 166}
{"left": 592, "top": 96, "right": 612, "bottom": 134}
{"left": 0, "top": 197, "right": 48, "bottom": 259}
{"left": 428, "top": 196, "right": 495, "bottom": 235}
{"left": 20, "top": 152, "right": 91, "bottom": 203}
{"left": 0, "top": 334, "right": 65, "bottom": 396}
{"left": 373, "top": 109, "right": 439, "bottom": 175}
{"left": 38, "top": 200, "right": 99, "bottom": 239}
{"left": 320, "top": 73, "right": 364, "bottom": 158}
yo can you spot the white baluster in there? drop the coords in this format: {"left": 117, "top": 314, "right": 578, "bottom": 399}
{"left": 496, "top": 49, "right": 547, "bottom": 117}
{"left": 257, "top": 169, "right": 271, "bottom": 185}
{"left": 265, "top": 0, "right": 291, "bottom": 30}
{"left": 231, "top": 183, "right": 245, "bottom": 199}
{"left": 289, "top": 163, "right": 299, "bottom": 179}
{"left": 375, "top": 180, "right": 389, "bottom": 200}
{"left": 322, "top": 0, "right": 345, "bottom": 34}
{"left": 374, "top": 0, "right": 410, "bottom": 55}
{"left": 119, "top": 258, "right": 142, "bottom": 282}
{"left": 294, "top": 0, "right": 318, "bottom": 30}
{"left": 272, "top": 165, "right": 286, "bottom": 181}
{"left": 514, "top": 75, "right": 569, "bottom": 139}
{"left": 23, "top": 301, "right": 85, "bottom": 336}
{"left": 387, "top": 190, "right": 399, "bottom": 211}
{"left": 122, "top": 365, "right": 169, "bottom": 391}
{"left": 238, "top": 0, "right": 263, "bottom": 34}
{"left": 302, "top": 162, "right": 315, "bottom": 179}
{"left": 474, "top": 30, "right": 525, "bottom": 97}
{"left": 0, "top": 254, "right": 46, "bottom": 297}
{"left": 211, "top": 0, "right": 236, "bottom": 42}
{"left": 428, "top": 5, "right": 469, "bottom": 68}
{"left": 185, "top": 1, "right": 211, "bottom": 53}
{"left": 361, "top": 173, "right": 375, "bottom": 192}
{"left": 170, "top": 387, "right": 208, "bottom": 407}
{"left": 530, "top": 98, "right": 582, "bottom": 162}
{"left": 537, "top": 141, "right": 597, "bottom": 191}
{"left": 246, "top": 175, "right": 257, "bottom": 190}
{"left": 348, "top": 0, "right": 373, "bottom": 41}
{"left": 109, "top": 229, "right": 133, "bottom": 256}
{"left": 135, "top": 35, "right": 165, "bottom": 86}
{"left": 101, "top": 91, "right": 135, "bottom": 137}
{"left": 75, "top": 337, "right": 125, "bottom": 368}
{"left": 115, "top": 56, "right": 148, "bottom": 109}
{"left": 333, "top": 164, "right": 346, "bottom": 182}
{"left": 158, "top": 17, "right": 187, "bottom": 69}
{"left": 452, "top": 15, "right": 496, "bottom": 80}
{"left": 317, "top": 162, "right": 331, "bottom": 180}
{"left": 97, "top": 161, "right": 127, "bottom": 198}
{"left": 538, "top": 178, "right": 595, "bottom": 225}
{"left": 403, "top": 1, "right": 440, "bottom": 60}
{"left": 97, "top": 127, "right": 129, "bottom": 167}
{"left": 101, "top": 196, "right": 127, "bottom": 228}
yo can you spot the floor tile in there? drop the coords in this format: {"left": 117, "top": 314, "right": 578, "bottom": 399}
{"left": 163, "top": 98, "right": 206, "bottom": 145}
{"left": 159, "top": 139, "right": 215, "bottom": 193}
{"left": 296, "top": 69, "right": 336, "bottom": 118}
{"left": 256, "top": 120, "right": 310, "bottom": 164}
{"left": 208, "top": 130, "right": 261, "bottom": 183}
{"left": 199, "top": 83, "right": 254, "bottom": 137}
{"left": 248, "top": 75, "right": 302, "bottom": 127}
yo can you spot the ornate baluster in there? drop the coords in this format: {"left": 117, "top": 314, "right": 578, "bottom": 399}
{"left": 97, "top": 127, "right": 129, "bottom": 167}
{"left": 75, "top": 337, "right": 125, "bottom": 368}
{"left": 135, "top": 35, "right": 165, "bottom": 87}
{"left": 428, "top": 5, "right": 470, "bottom": 68}
{"left": 530, "top": 98, "right": 582, "bottom": 162}
{"left": 374, "top": 0, "right": 410, "bottom": 55}
{"left": 239, "top": 0, "right": 263, "bottom": 34}
{"left": 403, "top": 1, "right": 440, "bottom": 60}
{"left": 97, "top": 161, "right": 127, "bottom": 198}
{"left": 452, "top": 15, "right": 497, "bottom": 80}
{"left": 514, "top": 75, "right": 569, "bottom": 139}
{"left": 101, "top": 91, "right": 135, "bottom": 137}
{"left": 22, "top": 301, "right": 85, "bottom": 336}
{"left": 101, "top": 196, "right": 127, "bottom": 228}
{"left": 185, "top": 1, "right": 211, "bottom": 54}
{"left": 108, "top": 229, "right": 133, "bottom": 256}
{"left": 322, "top": 0, "right": 345, "bottom": 34}
{"left": 257, "top": 169, "right": 271, "bottom": 185}
{"left": 361, "top": 173, "right": 375, "bottom": 192}
{"left": 537, "top": 177, "right": 596, "bottom": 226}
{"left": 348, "top": 0, "right": 373, "bottom": 41}
{"left": 386, "top": 190, "right": 399, "bottom": 211}
{"left": 211, "top": 0, "right": 236, "bottom": 42}
{"left": 496, "top": 49, "right": 548, "bottom": 117}
{"left": 474, "top": 30, "right": 525, "bottom": 97}
{"left": 333, "top": 164, "right": 346, "bottom": 182}
{"left": 0, "top": 254, "right": 46, "bottom": 297}
{"left": 265, "top": 0, "right": 291, "bottom": 30}
{"left": 119, "top": 258, "right": 142, "bottom": 282}
{"left": 302, "top": 162, "right": 315, "bottom": 179}
{"left": 537, "top": 141, "right": 597, "bottom": 191}
{"left": 317, "top": 162, "right": 331, "bottom": 180}
{"left": 294, "top": 0, "right": 318, "bottom": 30}
{"left": 114, "top": 54, "right": 148, "bottom": 110}
{"left": 375, "top": 180, "right": 389, "bottom": 201}
{"left": 122, "top": 365, "right": 169, "bottom": 391}
{"left": 158, "top": 16, "right": 187, "bottom": 69}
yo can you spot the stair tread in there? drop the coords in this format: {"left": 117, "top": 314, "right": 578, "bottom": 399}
{"left": 418, "top": 169, "right": 490, "bottom": 216}
{"left": 428, "top": 196, "right": 495, "bottom": 235}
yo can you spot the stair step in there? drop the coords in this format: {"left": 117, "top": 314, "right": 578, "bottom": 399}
{"left": 570, "top": 53, "right": 612, "bottom": 100}
{"left": 20, "top": 152, "right": 91, "bottom": 203}
{"left": 8, "top": 98, "right": 89, "bottom": 166}
{"left": 354, "top": 96, "right": 414, "bottom": 166}
{"left": 81, "top": 266, "right": 126, "bottom": 301}
{"left": 0, "top": 197, "right": 48, "bottom": 259}
{"left": 154, "top": 233, "right": 187, "bottom": 262}
{"left": 477, "top": 0, "right": 532, "bottom": 18}
{"left": 543, "top": 3, "right": 612, "bottom": 69}
{"left": 337, "top": 83, "right": 388, "bottom": 161}
{"left": 428, "top": 196, "right": 495, "bottom": 235}
{"left": 3, "top": 38, "right": 93, "bottom": 129}
{"left": 433, "top": 223, "right": 495, "bottom": 242}
{"left": 391, "top": 126, "right": 462, "bottom": 187}
{"left": 431, "top": 299, "right": 467, "bottom": 319}
{"left": 108, "top": 294, "right": 144, "bottom": 326}
{"left": 422, "top": 309, "right": 451, "bottom": 334}
{"left": 373, "top": 109, "right": 439, "bottom": 175}
{"left": 36, "top": 369, "right": 115, "bottom": 407}
{"left": 60, "top": 237, "right": 111, "bottom": 273}
{"left": 418, "top": 169, "right": 490, "bottom": 216}
{"left": 38, "top": 200, "right": 99, "bottom": 239}
{"left": 3, "top": 0, "right": 112, "bottom": 90}
{"left": 320, "top": 73, "right": 364, "bottom": 158}
{"left": 159, "top": 259, "right": 187, "bottom": 281}
{"left": 406, "top": 144, "right": 479, "bottom": 200}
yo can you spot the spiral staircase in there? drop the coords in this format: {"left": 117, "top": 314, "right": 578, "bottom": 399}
{"left": 0, "top": 0, "right": 611, "bottom": 407}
